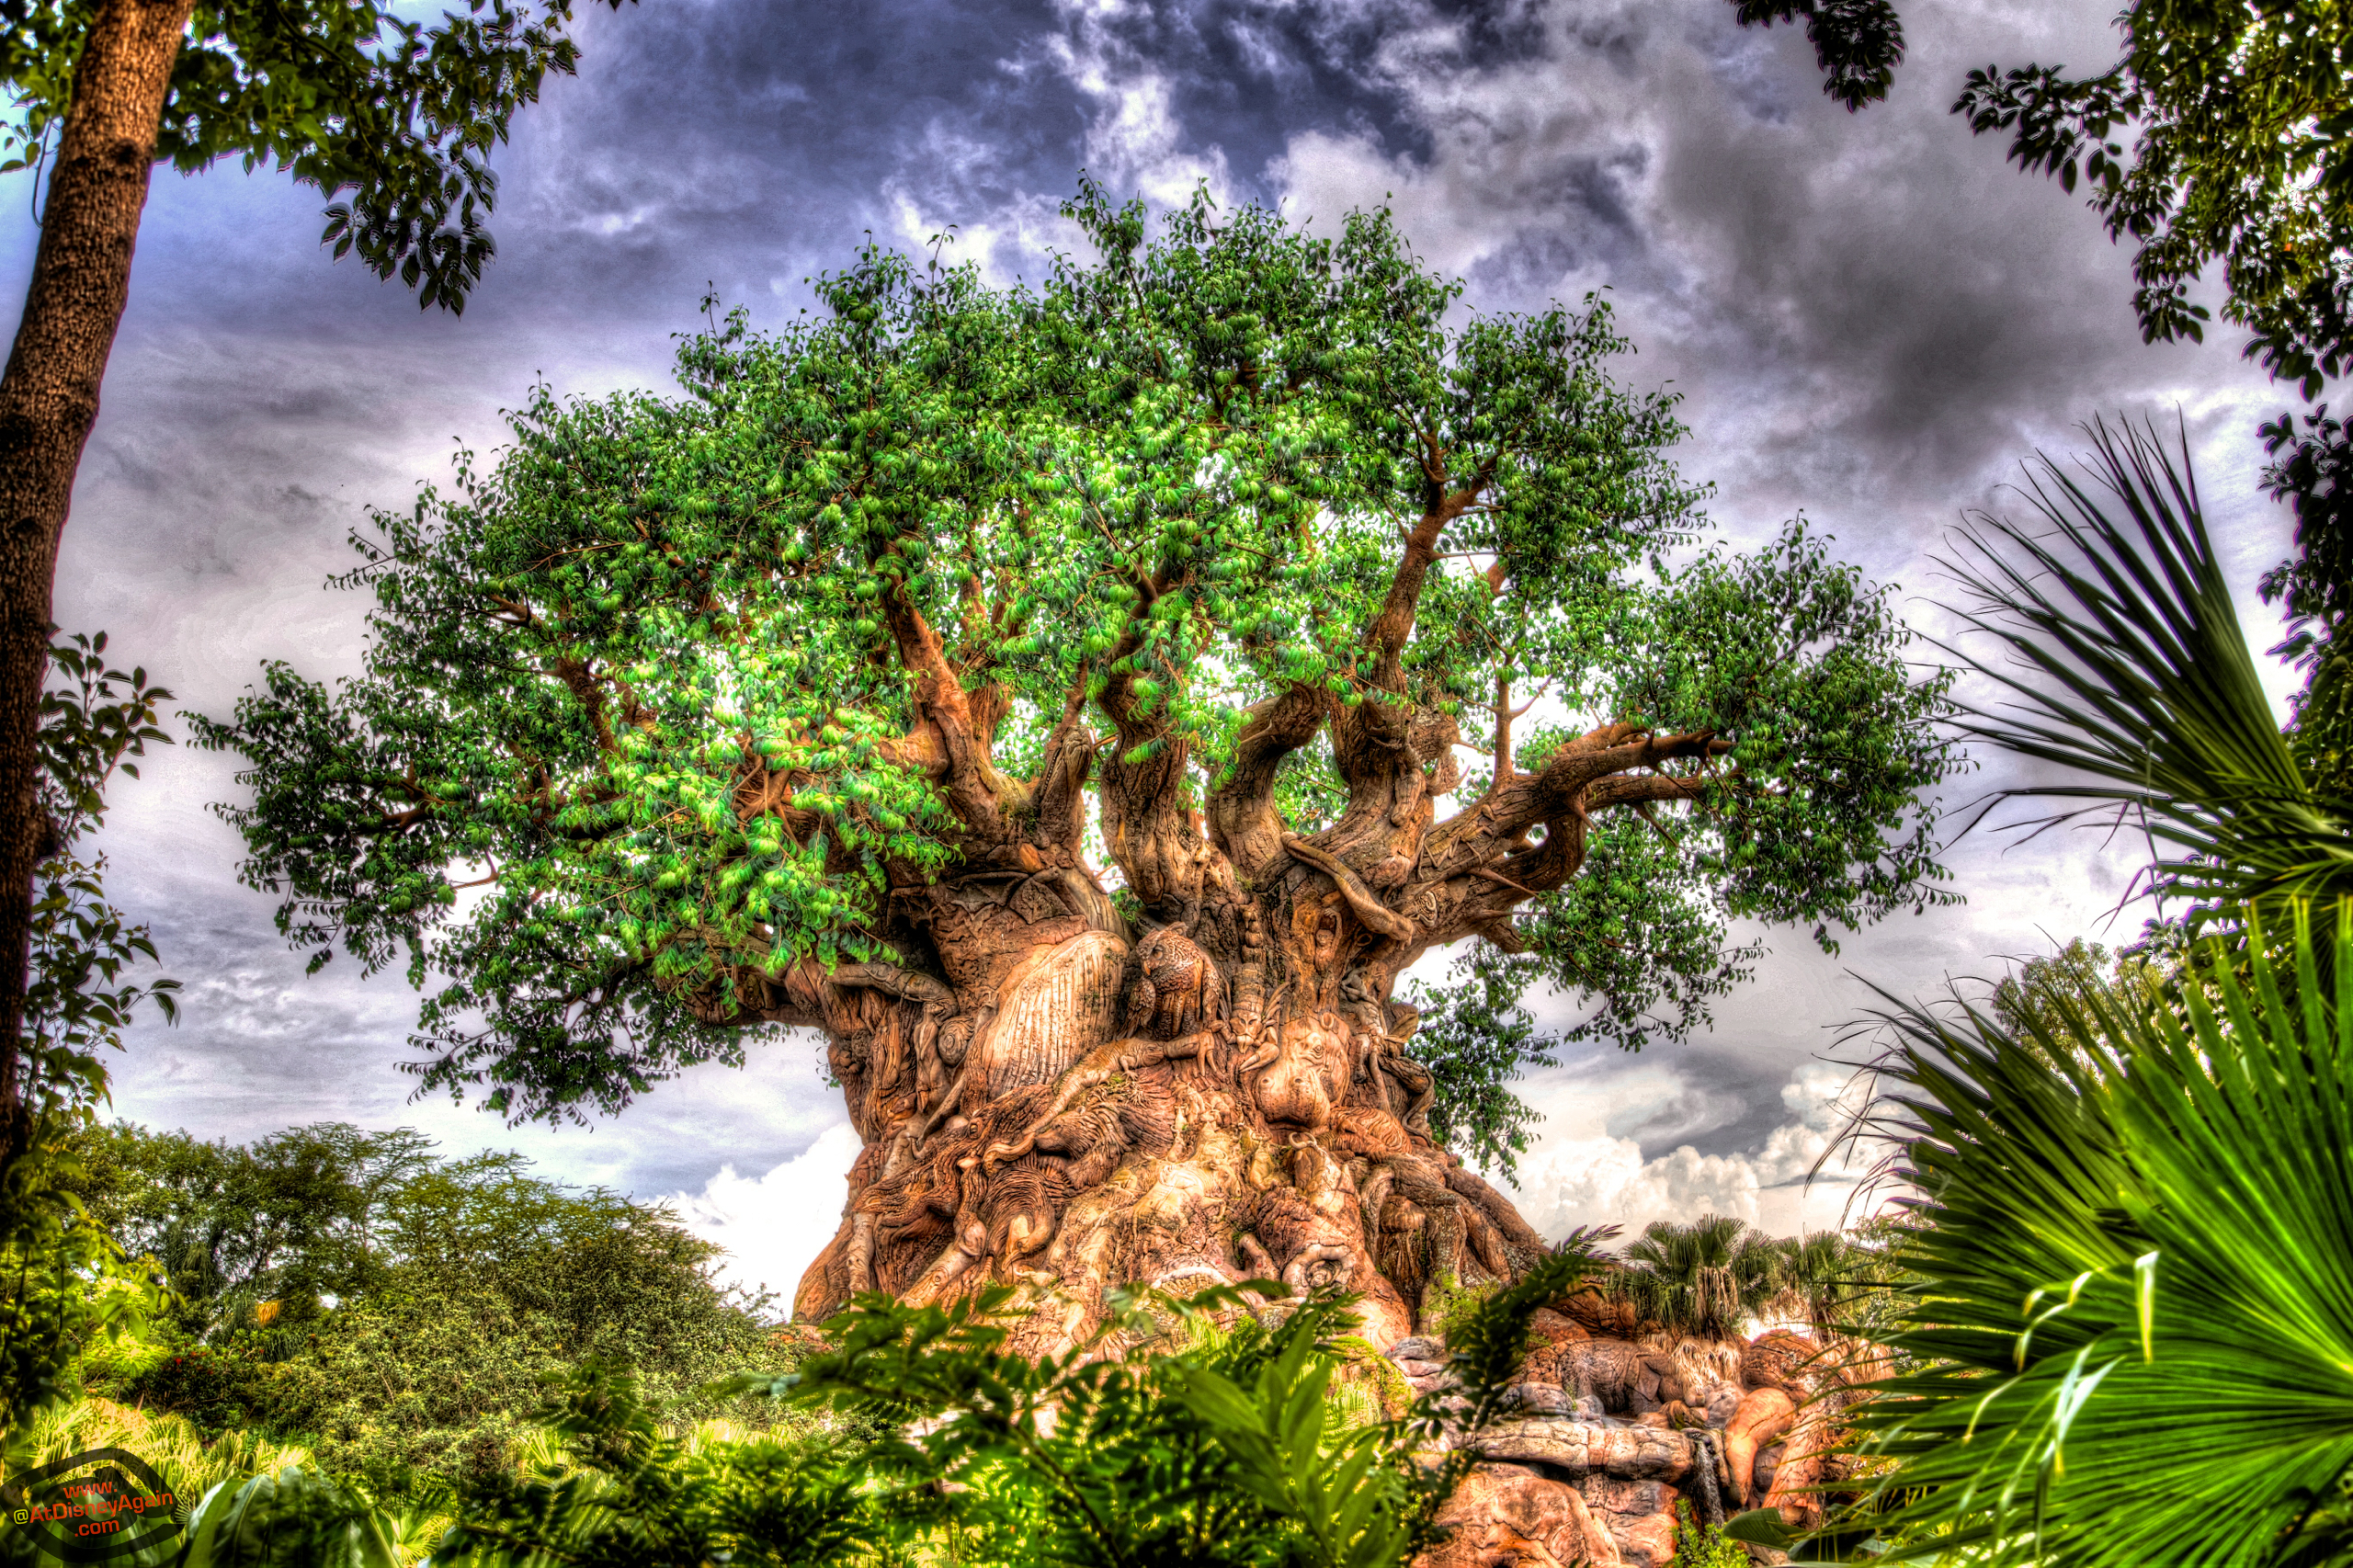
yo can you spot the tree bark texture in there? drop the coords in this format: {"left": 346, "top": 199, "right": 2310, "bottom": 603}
{"left": 0, "top": 0, "right": 190, "bottom": 1153}
{"left": 677, "top": 540, "right": 1730, "bottom": 1352}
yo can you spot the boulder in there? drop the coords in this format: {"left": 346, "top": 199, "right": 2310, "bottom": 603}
{"left": 1527, "top": 1307, "right": 1588, "bottom": 1345}
{"left": 1724, "top": 1386, "right": 1798, "bottom": 1505}
{"left": 1472, "top": 1418, "right": 1696, "bottom": 1483}
{"left": 1500, "top": 1382, "right": 1578, "bottom": 1417}
{"left": 1415, "top": 1464, "right": 1622, "bottom": 1568}
{"left": 1522, "top": 1337, "right": 1677, "bottom": 1415}
{"left": 1572, "top": 1476, "right": 1681, "bottom": 1568}
{"left": 1552, "top": 1288, "right": 1643, "bottom": 1338}
{"left": 1761, "top": 1403, "right": 1838, "bottom": 1530}
{"left": 1740, "top": 1330, "right": 1820, "bottom": 1393}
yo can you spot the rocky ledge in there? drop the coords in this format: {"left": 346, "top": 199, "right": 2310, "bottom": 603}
{"left": 1395, "top": 1313, "right": 1859, "bottom": 1568}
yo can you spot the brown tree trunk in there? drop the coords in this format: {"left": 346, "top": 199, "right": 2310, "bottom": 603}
{"left": 0, "top": 0, "right": 189, "bottom": 1156}
{"left": 779, "top": 861, "right": 1548, "bottom": 1357}
{"left": 746, "top": 488, "right": 1724, "bottom": 1350}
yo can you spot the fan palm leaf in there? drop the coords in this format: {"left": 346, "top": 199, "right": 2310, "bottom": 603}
{"left": 1940, "top": 417, "right": 2353, "bottom": 911}
{"left": 1617, "top": 1215, "right": 1783, "bottom": 1341}
{"left": 1844, "top": 899, "right": 2353, "bottom": 1566}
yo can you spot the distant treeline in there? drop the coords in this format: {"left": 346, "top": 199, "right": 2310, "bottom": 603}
{"left": 55, "top": 1119, "right": 778, "bottom": 1487}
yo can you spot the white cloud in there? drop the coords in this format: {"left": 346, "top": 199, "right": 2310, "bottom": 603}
{"left": 1754, "top": 1061, "right": 1877, "bottom": 1186}
{"left": 1044, "top": 0, "right": 1237, "bottom": 208}
{"left": 667, "top": 1122, "right": 860, "bottom": 1306}
{"left": 1505, "top": 1059, "right": 1893, "bottom": 1243}
{"left": 1510, "top": 1134, "right": 1766, "bottom": 1237}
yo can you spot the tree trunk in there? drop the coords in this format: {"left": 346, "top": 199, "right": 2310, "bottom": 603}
{"left": 0, "top": 0, "right": 190, "bottom": 1155}
{"left": 781, "top": 860, "right": 1549, "bottom": 1356}
{"left": 736, "top": 460, "right": 1718, "bottom": 1350}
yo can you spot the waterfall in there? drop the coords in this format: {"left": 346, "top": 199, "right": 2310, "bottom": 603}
{"left": 1686, "top": 1428, "right": 1727, "bottom": 1528}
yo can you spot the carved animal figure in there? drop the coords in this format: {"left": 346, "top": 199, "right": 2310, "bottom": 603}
{"left": 1127, "top": 926, "right": 1226, "bottom": 1039}
{"left": 1522, "top": 1337, "right": 1684, "bottom": 1415}
{"left": 1249, "top": 1013, "right": 1344, "bottom": 1132}
{"left": 1724, "top": 1386, "right": 1798, "bottom": 1505}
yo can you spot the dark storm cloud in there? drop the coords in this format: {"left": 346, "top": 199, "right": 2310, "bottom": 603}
{"left": 0, "top": 0, "right": 2305, "bottom": 1243}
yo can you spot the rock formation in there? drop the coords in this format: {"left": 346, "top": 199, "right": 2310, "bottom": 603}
{"left": 1401, "top": 1317, "right": 1874, "bottom": 1568}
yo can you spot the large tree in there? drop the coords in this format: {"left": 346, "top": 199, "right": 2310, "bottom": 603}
{"left": 199, "top": 189, "right": 1956, "bottom": 1350}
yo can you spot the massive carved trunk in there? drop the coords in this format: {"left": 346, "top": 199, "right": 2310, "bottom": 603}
{"left": 779, "top": 862, "right": 1546, "bottom": 1354}
{"left": 684, "top": 483, "right": 1722, "bottom": 1352}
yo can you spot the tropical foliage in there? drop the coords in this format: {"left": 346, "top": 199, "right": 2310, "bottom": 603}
{"left": 1605, "top": 1215, "right": 1893, "bottom": 1345}
{"left": 1938, "top": 421, "right": 2353, "bottom": 921}
{"left": 1949, "top": 2, "right": 2353, "bottom": 396}
{"left": 0, "top": 632, "right": 179, "bottom": 1431}
{"left": 1722, "top": 1, "right": 1907, "bottom": 113}
{"left": 1839, "top": 902, "right": 2353, "bottom": 1566}
{"left": 437, "top": 1239, "right": 1603, "bottom": 1568}
{"left": 1741, "top": 426, "right": 2353, "bottom": 1565}
{"left": 1612, "top": 1214, "right": 1787, "bottom": 1342}
{"left": 0, "top": 0, "right": 634, "bottom": 315}
{"left": 2, "top": 1244, "right": 1607, "bottom": 1568}
{"left": 2259, "top": 403, "right": 2353, "bottom": 793}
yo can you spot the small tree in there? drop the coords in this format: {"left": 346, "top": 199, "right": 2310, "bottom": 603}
{"left": 0, "top": 0, "right": 632, "bottom": 1163}
{"left": 0, "top": 633, "right": 176, "bottom": 1427}
{"left": 200, "top": 189, "right": 1958, "bottom": 1347}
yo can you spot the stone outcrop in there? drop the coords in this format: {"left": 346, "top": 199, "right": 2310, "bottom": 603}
{"left": 1420, "top": 1465, "right": 1623, "bottom": 1568}
{"left": 1404, "top": 1320, "right": 1867, "bottom": 1568}
{"left": 1724, "top": 1387, "right": 1798, "bottom": 1506}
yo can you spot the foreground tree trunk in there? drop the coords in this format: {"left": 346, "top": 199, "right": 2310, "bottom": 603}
{"left": 0, "top": 0, "right": 189, "bottom": 1155}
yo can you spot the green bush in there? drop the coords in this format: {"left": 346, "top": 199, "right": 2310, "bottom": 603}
{"left": 135, "top": 1346, "right": 269, "bottom": 1432}
{"left": 62, "top": 1121, "right": 777, "bottom": 1488}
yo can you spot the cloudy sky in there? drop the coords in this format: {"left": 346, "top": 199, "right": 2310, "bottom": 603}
{"left": 0, "top": 0, "right": 2306, "bottom": 1302}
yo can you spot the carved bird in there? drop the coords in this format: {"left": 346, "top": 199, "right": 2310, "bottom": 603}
{"left": 1127, "top": 926, "right": 1226, "bottom": 1039}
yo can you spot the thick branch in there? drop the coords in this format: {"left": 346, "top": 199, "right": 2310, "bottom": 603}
{"left": 1029, "top": 675, "right": 1097, "bottom": 858}
{"left": 1092, "top": 609, "right": 1230, "bottom": 921}
{"left": 1364, "top": 474, "right": 1486, "bottom": 692}
{"left": 1423, "top": 722, "right": 1729, "bottom": 881}
{"left": 1587, "top": 772, "right": 1709, "bottom": 811}
{"left": 1205, "top": 683, "right": 1326, "bottom": 885}
{"left": 1326, "top": 483, "right": 1481, "bottom": 826}
{"left": 877, "top": 579, "right": 1011, "bottom": 842}
{"left": 1279, "top": 833, "right": 1415, "bottom": 941}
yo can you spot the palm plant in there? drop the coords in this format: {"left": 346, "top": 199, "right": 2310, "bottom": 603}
{"left": 1614, "top": 1215, "right": 1784, "bottom": 1341}
{"left": 1768, "top": 1230, "right": 1859, "bottom": 1345}
{"left": 1938, "top": 417, "right": 2353, "bottom": 915}
{"left": 1836, "top": 901, "right": 2353, "bottom": 1566}
{"left": 1741, "top": 423, "right": 2353, "bottom": 1564}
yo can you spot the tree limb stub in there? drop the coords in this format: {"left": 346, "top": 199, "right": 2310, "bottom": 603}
{"left": 1279, "top": 834, "right": 1417, "bottom": 941}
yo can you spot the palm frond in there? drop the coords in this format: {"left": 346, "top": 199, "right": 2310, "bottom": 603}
{"left": 1847, "top": 900, "right": 2353, "bottom": 1566}
{"left": 1615, "top": 1214, "right": 1784, "bottom": 1340}
{"left": 1940, "top": 416, "right": 2353, "bottom": 911}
